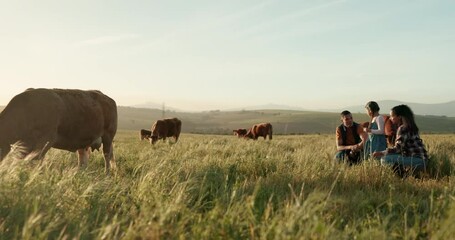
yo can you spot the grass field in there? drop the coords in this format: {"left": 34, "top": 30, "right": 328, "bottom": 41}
{"left": 1, "top": 131, "right": 454, "bottom": 239}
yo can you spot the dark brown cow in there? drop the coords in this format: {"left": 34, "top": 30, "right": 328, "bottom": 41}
{"left": 233, "top": 128, "right": 247, "bottom": 137}
{"left": 149, "top": 118, "right": 182, "bottom": 144}
{"left": 245, "top": 123, "right": 273, "bottom": 140}
{"left": 140, "top": 129, "right": 152, "bottom": 140}
{"left": 0, "top": 88, "right": 117, "bottom": 174}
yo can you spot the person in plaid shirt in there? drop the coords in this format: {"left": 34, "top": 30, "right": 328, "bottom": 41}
{"left": 373, "top": 104, "right": 428, "bottom": 175}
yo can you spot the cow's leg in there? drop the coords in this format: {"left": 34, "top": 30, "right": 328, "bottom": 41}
{"left": 102, "top": 137, "right": 115, "bottom": 174}
{"left": 37, "top": 141, "right": 53, "bottom": 159}
{"left": 77, "top": 147, "right": 90, "bottom": 169}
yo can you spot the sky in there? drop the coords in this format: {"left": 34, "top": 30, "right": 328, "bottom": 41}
{"left": 1, "top": 0, "right": 454, "bottom": 111}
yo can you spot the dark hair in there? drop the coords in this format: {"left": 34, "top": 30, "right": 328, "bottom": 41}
{"left": 340, "top": 110, "right": 351, "bottom": 117}
{"left": 391, "top": 104, "right": 419, "bottom": 134}
{"left": 365, "top": 101, "right": 380, "bottom": 112}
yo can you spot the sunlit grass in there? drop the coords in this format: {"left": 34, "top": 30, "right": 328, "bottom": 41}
{"left": 0, "top": 131, "right": 454, "bottom": 239}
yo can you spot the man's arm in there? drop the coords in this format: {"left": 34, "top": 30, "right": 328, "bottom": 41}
{"left": 336, "top": 128, "right": 361, "bottom": 151}
{"left": 358, "top": 129, "right": 368, "bottom": 149}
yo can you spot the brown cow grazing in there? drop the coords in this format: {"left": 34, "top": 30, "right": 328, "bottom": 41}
{"left": 0, "top": 88, "right": 117, "bottom": 174}
{"left": 140, "top": 129, "right": 152, "bottom": 140}
{"left": 245, "top": 123, "right": 273, "bottom": 140}
{"left": 149, "top": 118, "right": 182, "bottom": 144}
{"left": 233, "top": 128, "right": 247, "bottom": 137}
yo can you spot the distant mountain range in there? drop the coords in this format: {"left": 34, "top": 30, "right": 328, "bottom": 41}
{"left": 224, "top": 103, "right": 306, "bottom": 111}
{"left": 131, "top": 102, "right": 182, "bottom": 112}
{"left": 130, "top": 100, "right": 455, "bottom": 117}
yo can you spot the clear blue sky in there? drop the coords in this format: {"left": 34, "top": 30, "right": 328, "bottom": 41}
{"left": 1, "top": 0, "right": 454, "bottom": 111}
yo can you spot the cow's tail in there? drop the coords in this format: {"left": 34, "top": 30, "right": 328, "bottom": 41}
{"left": 269, "top": 124, "right": 273, "bottom": 140}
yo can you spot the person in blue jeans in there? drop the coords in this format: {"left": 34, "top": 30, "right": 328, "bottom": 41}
{"left": 373, "top": 105, "right": 428, "bottom": 177}
{"left": 363, "top": 101, "right": 387, "bottom": 159}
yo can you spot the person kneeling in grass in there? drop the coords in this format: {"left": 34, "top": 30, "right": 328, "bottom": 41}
{"left": 335, "top": 110, "right": 368, "bottom": 165}
{"left": 373, "top": 104, "right": 428, "bottom": 177}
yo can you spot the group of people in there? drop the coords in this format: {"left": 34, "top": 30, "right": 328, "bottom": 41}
{"left": 335, "top": 102, "right": 428, "bottom": 177}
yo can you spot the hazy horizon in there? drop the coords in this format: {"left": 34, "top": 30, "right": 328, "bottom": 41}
{"left": 1, "top": 1, "right": 454, "bottom": 111}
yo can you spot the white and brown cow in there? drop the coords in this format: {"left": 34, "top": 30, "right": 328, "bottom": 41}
{"left": 149, "top": 118, "right": 182, "bottom": 144}
{"left": 245, "top": 123, "right": 273, "bottom": 140}
{"left": 140, "top": 129, "right": 152, "bottom": 140}
{"left": 233, "top": 128, "right": 248, "bottom": 137}
{"left": 0, "top": 88, "right": 117, "bottom": 174}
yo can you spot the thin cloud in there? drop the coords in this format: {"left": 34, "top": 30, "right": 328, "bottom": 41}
{"left": 135, "top": 0, "right": 277, "bottom": 51}
{"left": 75, "top": 34, "right": 140, "bottom": 47}
{"left": 237, "top": 0, "right": 348, "bottom": 39}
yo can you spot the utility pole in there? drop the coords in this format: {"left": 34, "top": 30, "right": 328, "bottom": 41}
{"left": 162, "top": 102, "right": 165, "bottom": 119}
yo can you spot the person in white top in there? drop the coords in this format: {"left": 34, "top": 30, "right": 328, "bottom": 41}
{"left": 363, "top": 101, "right": 387, "bottom": 159}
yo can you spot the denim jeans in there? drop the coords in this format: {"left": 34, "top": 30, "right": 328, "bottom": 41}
{"left": 335, "top": 150, "right": 362, "bottom": 165}
{"left": 381, "top": 154, "right": 426, "bottom": 172}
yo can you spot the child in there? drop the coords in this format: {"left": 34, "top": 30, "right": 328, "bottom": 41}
{"left": 363, "top": 101, "right": 387, "bottom": 159}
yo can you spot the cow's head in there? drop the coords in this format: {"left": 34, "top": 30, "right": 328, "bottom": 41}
{"left": 233, "top": 128, "right": 247, "bottom": 137}
{"left": 140, "top": 129, "right": 152, "bottom": 140}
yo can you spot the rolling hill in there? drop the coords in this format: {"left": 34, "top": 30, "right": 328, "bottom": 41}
{"left": 129, "top": 100, "right": 455, "bottom": 117}
{"left": 118, "top": 106, "right": 455, "bottom": 134}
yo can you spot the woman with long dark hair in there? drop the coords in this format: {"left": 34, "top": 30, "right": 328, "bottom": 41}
{"left": 372, "top": 104, "right": 428, "bottom": 175}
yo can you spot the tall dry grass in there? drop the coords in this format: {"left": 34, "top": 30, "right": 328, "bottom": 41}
{"left": 0, "top": 131, "right": 454, "bottom": 239}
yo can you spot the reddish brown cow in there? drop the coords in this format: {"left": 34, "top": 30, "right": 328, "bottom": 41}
{"left": 0, "top": 88, "right": 117, "bottom": 174}
{"left": 149, "top": 118, "right": 182, "bottom": 144}
{"left": 233, "top": 128, "right": 247, "bottom": 137}
{"left": 245, "top": 123, "right": 273, "bottom": 140}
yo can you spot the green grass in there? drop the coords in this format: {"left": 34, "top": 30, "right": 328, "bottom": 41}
{"left": 1, "top": 131, "right": 454, "bottom": 239}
